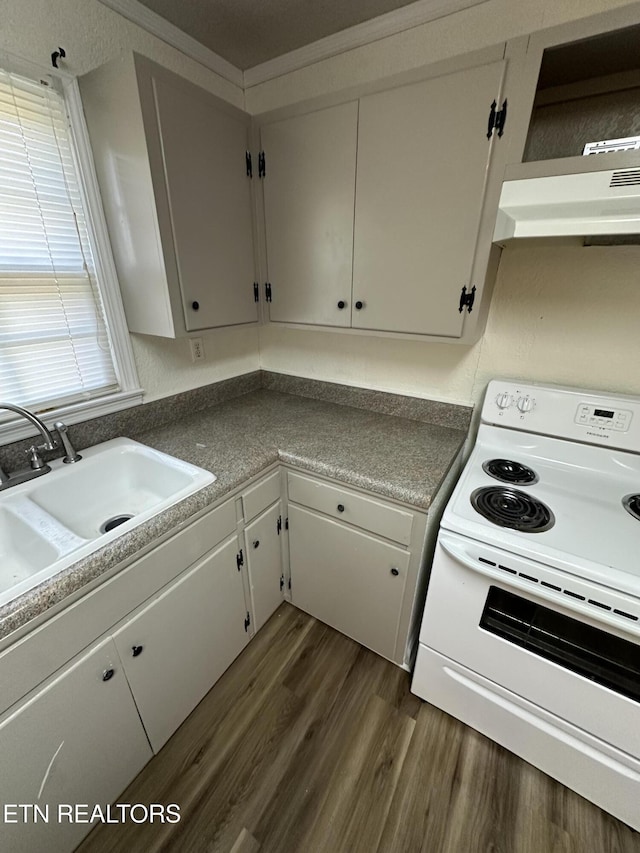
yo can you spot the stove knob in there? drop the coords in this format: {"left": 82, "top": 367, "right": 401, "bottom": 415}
{"left": 517, "top": 395, "right": 534, "bottom": 413}
{"left": 495, "top": 392, "right": 512, "bottom": 409}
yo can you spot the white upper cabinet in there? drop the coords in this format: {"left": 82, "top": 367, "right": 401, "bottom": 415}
{"left": 257, "top": 50, "right": 510, "bottom": 342}
{"left": 81, "top": 53, "right": 258, "bottom": 338}
{"left": 150, "top": 69, "right": 257, "bottom": 332}
{"left": 261, "top": 102, "right": 358, "bottom": 326}
{"left": 352, "top": 60, "right": 505, "bottom": 337}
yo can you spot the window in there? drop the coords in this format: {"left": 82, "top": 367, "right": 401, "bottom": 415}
{"left": 0, "top": 62, "right": 140, "bottom": 441}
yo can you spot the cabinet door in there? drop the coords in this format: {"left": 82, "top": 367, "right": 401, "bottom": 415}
{"left": 288, "top": 505, "right": 410, "bottom": 661}
{"left": 245, "top": 501, "right": 284, "bottom": 632}
{"left": 113, "top": 537, "right": 249, "bottom": 753}
{"left": 352, "top": 60, "right": 505, "bottom": 337}
{"left": 0, "top": 637, "right": 151, "bottom": 853}
{"left": 149, "top": 66, "right": 258, "bottom": 331}
{"left": 261, "top": 102, "right": 358, "bottom": 326}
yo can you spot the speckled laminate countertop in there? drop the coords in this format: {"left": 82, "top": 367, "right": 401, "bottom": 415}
{"left": 0, "top": 389, "right": 468, "bottom": 642}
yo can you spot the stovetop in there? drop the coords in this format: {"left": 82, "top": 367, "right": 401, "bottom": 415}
{"left": 444, "top": 380, "right": 640, "bottom": 599}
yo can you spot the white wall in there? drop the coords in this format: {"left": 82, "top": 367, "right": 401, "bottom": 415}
{"left": 1, "top": 0, "right": 260, "bottom": 404}
{"left": 250, "top": 0, "right": 640, "bottom": 408}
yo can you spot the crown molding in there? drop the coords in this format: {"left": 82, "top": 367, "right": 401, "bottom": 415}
{"left": 99, "top": 0, "right": 490, "bottom": 93}
{"left": 97, "top": 0, "right": 244, "bottom": 88}
{"left": 243, "top": 0, "right": 491, "bottom": 88}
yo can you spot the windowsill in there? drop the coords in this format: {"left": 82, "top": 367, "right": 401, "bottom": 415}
{"left": 0, "top": 389, "right": 144, "bottom": 446}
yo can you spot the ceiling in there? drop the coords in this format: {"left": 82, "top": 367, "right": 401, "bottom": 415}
{"left": 136, "top": 0, "right": 423, "bottom": 70}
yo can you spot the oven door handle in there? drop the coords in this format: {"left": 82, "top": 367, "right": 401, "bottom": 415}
{"left": 438, "top": 531, "right": 640, "bottom": 639}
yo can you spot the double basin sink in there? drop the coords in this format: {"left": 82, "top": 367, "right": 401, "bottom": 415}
{"left": 0, "top": 438, "right": 216, "bottom": 609}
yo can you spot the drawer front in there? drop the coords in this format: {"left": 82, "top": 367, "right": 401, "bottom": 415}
{"left": 287, "top": 471, "right": 413, "bottom": 545}
{"left": 0, "top": 498, "right": 237, "bottom": 716}
{"left": 243, "top": 470, "right": 281, "bottom": 522}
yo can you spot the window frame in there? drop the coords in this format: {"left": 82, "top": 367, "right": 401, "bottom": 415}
{"left": 0, "top": 55, "right": 142, "bottom": 445}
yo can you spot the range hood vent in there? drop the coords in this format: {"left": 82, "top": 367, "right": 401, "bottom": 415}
{"left": 494, "top": 167, "right": 640, "bottom": 242}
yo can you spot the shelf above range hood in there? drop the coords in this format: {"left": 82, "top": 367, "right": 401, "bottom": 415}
{"left": 493, "top": 153, "right": 640, "bottom": 243}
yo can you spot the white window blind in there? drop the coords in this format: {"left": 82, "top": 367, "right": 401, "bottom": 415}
{"left": 0, "top": 67, "right": 120, "bottom": 414}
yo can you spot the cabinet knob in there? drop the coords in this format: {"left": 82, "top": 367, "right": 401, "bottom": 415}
{"left": 390, "top": 568, "right": 399, "bottom": 576}
{"left": 132, "top": 645, "right": 144, "bottom": 657}
{"left": 191, "top": 300, "right": 200, "bottom": 311}
{"left": 253, "top": 540, "right": 260, "bottom": 549}
{"left": 102, "top": 668, "right": 115, "bottom": 681}
{"left": 337, "top": 504, "right": 345, "bottom": 513}
{"left": 355, "top": 301, "right": 364, "bottom": 310}
{"left": 337, "top": 300, "right": 346, "bottom": 309}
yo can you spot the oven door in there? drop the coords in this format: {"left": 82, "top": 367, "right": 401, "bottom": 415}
{"left": 417, "top": 530, "right": 640, "bottom": 759}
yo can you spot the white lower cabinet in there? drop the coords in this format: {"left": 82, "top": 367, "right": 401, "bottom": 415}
{"left": 0, "top": 637, "right": 152, "bottom": 853}
{"left": 244, "top": 501, "right": 284, "bottom": 632}
{"left": 112, "top": 536, "right": 250, "bottom": 753}
{"left": 286, "top": 470, "right": 429, "bottom": 667}
{"left": 0, "top": 465, "right": 432, "bottom": 852}
{"left": 288, "top": 504, "right": 410, "bottom": 661}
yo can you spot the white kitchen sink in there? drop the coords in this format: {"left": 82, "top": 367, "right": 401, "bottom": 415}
{"left": 30, "top": 439, "right": 213, "bottom": 540}
{"left": 0, "top": 438, "right": 216, "bottom": 608}
{"left": 0, "top": 507, "right": 60, "bottom": 595}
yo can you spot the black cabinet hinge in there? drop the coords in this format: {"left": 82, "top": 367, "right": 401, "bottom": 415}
{"left": 487, "top": 99, "right": 507, "bottom": 139}
{"left": 258, "top": 151, "right": 266, "bottom": 178}
{"left": 254, "top": 282, "right": 260, "bottom": 302}
{"left": 246, "top": 151, "right": 253, "bottom": 177}
{"left": 277, "top": 515, "right": 282, "bottom": 535}
{"left": 244, "top": 611, "right": 251, "bottom": 632}
{"left": 459, "top": 285, "right": 476, "bottom": 314}
{"left": 280, "top": 574, "right": 285, "bottom": 591}
{"left": 288, "top": 577, "right": 291, "bottom": 590}
{"left": 285, "top": 517, "right": 289, "bottom": 530}
{"left": 236, "top": 549, "right": 244, "bottom": 570}
{"left": 265, "top": 282, "right": 272, "bottom": 303}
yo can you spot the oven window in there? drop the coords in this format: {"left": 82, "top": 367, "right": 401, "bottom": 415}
{"left": 480, "top": 586, "right": 640, "bottom": 703}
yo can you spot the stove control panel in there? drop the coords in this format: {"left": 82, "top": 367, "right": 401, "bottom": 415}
{"left": 483, "top": 379, "right": 640, "bottom": 451}
{"left": 516, "top": 395, "right": 535, "bottom": 413}
{"left": 495, "top": 392, "right": 512, "bottom": 409}
{"left": 575, "top": 403, "right": 632, "bottom": 432}
{"left": 493, "top": 391, "right": 536, "bottom": 416}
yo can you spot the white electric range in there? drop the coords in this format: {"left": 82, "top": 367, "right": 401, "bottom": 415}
{"left": 411, "top": 379, "right": 640, "bottom": 831}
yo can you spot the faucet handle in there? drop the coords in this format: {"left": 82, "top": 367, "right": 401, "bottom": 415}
{"left": 26, "top": 446, "right": 48, "bottom": 471}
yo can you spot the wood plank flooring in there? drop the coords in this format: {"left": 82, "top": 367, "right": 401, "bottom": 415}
{"left": 78, "top": 604, "right": 640, "bottom": 853}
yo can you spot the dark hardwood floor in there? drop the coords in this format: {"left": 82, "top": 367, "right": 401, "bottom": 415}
{"left": 79, "top": 604, "right": 640, "bottom": 853}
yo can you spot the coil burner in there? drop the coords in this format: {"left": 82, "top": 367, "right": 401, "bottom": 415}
{"left": 482, "top": 458, "right": 538, "bottom": 486}
{"left": 622, "top": 494, "right": 640, "bottom": 522}
{"left": 471, "top": 486, "right": 554, "bottom": 533}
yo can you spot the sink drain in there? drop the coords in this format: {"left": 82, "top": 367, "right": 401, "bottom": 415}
{"left": 100, "top": 514, "right": 134, "bottom": 534}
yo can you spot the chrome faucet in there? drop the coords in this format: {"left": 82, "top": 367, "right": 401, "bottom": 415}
{"left": 0, "top": 402, "right": 60, "bottom": 490}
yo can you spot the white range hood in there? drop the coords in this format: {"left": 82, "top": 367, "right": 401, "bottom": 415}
{"left": 493, "top": 167, "right": 640, "bottom": 241}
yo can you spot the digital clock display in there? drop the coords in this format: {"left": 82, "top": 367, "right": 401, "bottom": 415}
{"left": 594, "top": 409, "right": 614, "bottom": 418}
